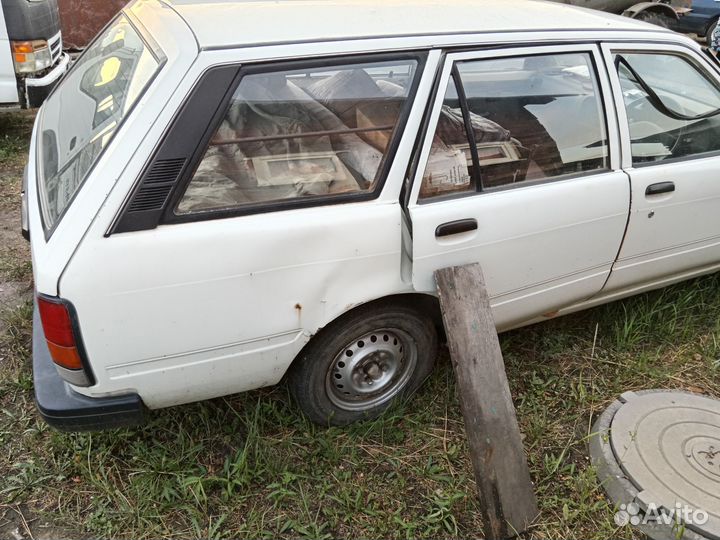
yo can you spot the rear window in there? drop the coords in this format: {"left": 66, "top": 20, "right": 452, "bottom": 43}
{"left": 37, "top": 14, "right": 161, "bottom": 234}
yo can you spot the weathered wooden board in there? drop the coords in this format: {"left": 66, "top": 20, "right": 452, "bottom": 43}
{"left": 435, "top": 264, "right": 538, "bottom": 539}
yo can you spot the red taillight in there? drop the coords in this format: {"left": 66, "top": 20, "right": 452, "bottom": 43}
{"left": 37, "top": 296, "right": 83, "bottom": 371}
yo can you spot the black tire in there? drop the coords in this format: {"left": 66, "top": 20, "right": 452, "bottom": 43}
{"left": 706, "top": 20, "right": 718, "bottom": 45}
{"left": 635, "top": 11, "right": 674, "bottom": 29}
{"left": 287, "top": 301, "right": 438, "bottom": 426}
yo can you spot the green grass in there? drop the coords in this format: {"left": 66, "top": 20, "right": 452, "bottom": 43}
{"left": 0, "top": 257, "right": 32, "bottom": 281}
{"left": 0, "top": 111, "right": 718, "bottom": 539}
{"left": 1, "top": 273, "right": 720, "bottom": 539}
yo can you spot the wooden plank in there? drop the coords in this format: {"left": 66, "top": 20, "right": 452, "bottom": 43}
{"left": 435, "top": 263, "right": 538, "bottom": 539}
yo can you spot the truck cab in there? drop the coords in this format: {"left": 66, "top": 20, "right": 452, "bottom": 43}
{"left": 0, "top": 0, "right": 68, "bottom": 108}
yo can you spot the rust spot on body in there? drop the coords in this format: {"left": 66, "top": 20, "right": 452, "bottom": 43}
{"left": 542, "top": 310, "right": 559, "bottom": 318}
{"left": 295, "top": 303, "right": 302, "bottom": 311}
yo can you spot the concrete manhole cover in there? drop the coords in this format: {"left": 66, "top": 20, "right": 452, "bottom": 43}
{"left": 590, "top": 390, "right": 720, "bottom": 540}
{"left": 690, "top": 439, "right": 720, "bottom": 477}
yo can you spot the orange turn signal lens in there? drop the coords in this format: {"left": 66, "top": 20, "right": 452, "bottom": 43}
{"left": 46, "top": 341, "right": 84, "bottom": 371}
{"left": 12, "top": 41, "right": 33, "bottom": 54}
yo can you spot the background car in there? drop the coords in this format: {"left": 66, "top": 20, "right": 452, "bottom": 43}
{"left": 672, "top": 0, "right": 720, "bottom": 41}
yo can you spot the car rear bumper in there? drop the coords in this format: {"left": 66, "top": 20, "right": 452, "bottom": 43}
{"left": 32, "top": 304, "right": 144, "bottom": 431}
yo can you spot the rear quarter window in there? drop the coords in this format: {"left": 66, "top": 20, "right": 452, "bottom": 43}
{"left": 176, "top": 58, "right": 420, "bottom": 215}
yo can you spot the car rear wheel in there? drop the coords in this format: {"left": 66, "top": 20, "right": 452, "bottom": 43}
{"left": 706, "top": 20, "right": 718, "bottom": 45}
{"left": 288, "top": 302, "right": 438, "bottom": 426}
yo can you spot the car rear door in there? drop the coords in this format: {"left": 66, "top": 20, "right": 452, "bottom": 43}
{"left": 600, "top": 42, "right": 720, "bottom": 293}
{"left": 407, "top": 44, "right": 630, "bottom": 330}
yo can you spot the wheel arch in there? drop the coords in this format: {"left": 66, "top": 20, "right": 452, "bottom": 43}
{"left": 623, "top": 2, "right": 679, "bottom": 20}
{"left": 705, "top": 15, "right": 719, "bottom": 39}
{"left": 284, "top": 291, "right": 442, "bottom": 425}
{"left": 287, "top": 292, "right": 443, "bottom": 373}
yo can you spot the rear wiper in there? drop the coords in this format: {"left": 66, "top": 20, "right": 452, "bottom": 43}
{"left": 615, "top": 54, "right": 720, "bottom": 121}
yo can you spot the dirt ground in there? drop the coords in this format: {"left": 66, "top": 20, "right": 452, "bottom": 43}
{"left": 0, "top": 111, "right": 80, "bottom": 540}
{"left": 0, "top": 113, "right": 32, "bottom": 316}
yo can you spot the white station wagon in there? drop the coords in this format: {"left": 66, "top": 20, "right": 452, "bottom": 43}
{"left": 24, "top": 0, "right": 720, "bottom": 430}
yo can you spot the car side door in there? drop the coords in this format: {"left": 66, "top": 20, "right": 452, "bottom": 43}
{"left": 407, "top": 44, "right": 630, "bottom": 330}
{"left": 600, "top": 42, "right": 720, "bottom": 293}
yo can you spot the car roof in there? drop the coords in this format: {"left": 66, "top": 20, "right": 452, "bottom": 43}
{"left": 147, "top": 0, "right": 662, "bottom": 50}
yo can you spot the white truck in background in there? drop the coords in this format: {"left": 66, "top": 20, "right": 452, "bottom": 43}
{"left": 0, "top": 0, "right": 68, "bottom": 108}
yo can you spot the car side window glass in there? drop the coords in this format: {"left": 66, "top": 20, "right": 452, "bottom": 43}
{"left": 419, "top": 52, "right": 609, "bottom": 200}
{"left": 614, "top": 52, "right": 720, "bottom": 165}
{"left": 177, "top": 59, "right": 417, "bottom": 214}
{"left": 419, "top": 77, "right": 477, "bottom": 198}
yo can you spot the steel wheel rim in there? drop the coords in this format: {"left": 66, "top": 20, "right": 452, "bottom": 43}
{"left": 325, "top": 328, "right": 417, "bottom": 411}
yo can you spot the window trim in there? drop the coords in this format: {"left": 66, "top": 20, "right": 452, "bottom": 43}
{"left": 110, "top": 63, "right": 243, "bottom": 235}
{"left": 160, "top": 51, "right": 428, "bottom": 225}
{"left": 418, "top": 167, "right": 611, "bottom": 205}
{"left": 450, "top": 64, "right": 484, "bottom": 192}
{"left": 409, "top": 43, "right": 618, "bottom": 205}
{"left": 600, "top": 41, "right": 720, "bottom": 170}
{"left": 401, "top": 51, "right": 447, "bottom": 216}
{"left": 615, "top": 53, "right": 720, "bottom": 122}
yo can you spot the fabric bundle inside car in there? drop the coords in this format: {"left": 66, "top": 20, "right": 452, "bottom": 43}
{"left": 179, "top": 68, "right": 402, "bottom": 213}
{"left": 421, "top": 104, "right": 519, "bottom": 198}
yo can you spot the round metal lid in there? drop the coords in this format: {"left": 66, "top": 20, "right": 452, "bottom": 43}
{"left": 592, "top": 390, "right": 720, "bottom": 540}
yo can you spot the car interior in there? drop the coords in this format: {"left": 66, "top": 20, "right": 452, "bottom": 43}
{"left": 617, "top": 53, "right": 720, "bottom": 164}
{"left": 179, "top": 53, "right": 616, "bottom": 212}
{"left": 420, "top": 53, "right": 609, "bottom": 199}
{"left": 178, "top": 64, "right": 414, "bottom": 213}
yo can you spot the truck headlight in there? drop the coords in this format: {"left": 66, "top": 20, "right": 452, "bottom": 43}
{"left": 12, "top": 40, "right": 52, "bottom": 74}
